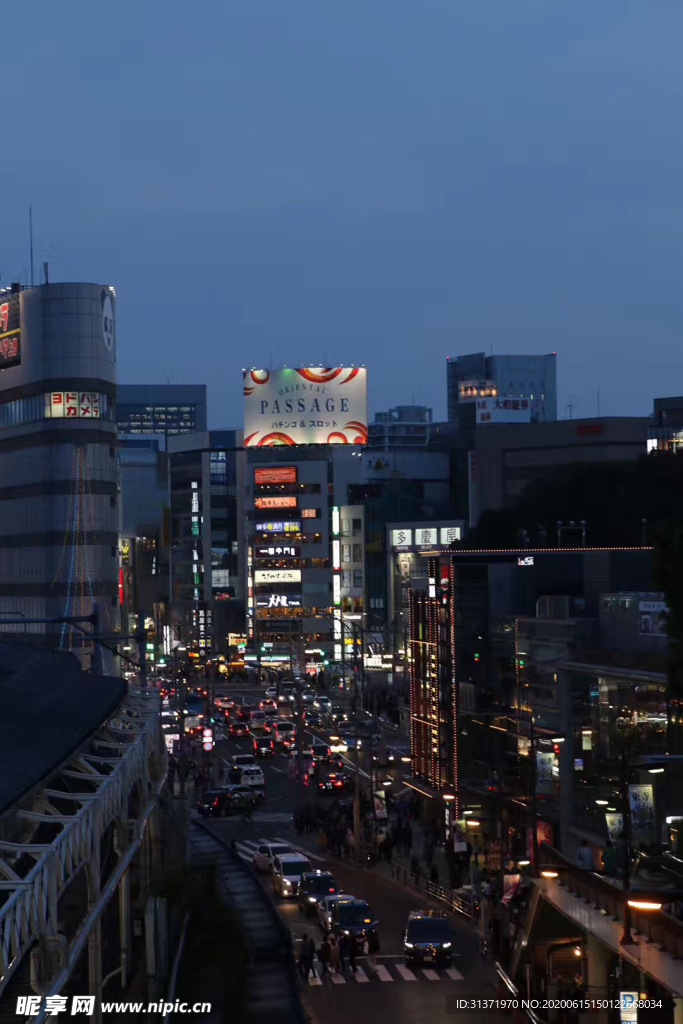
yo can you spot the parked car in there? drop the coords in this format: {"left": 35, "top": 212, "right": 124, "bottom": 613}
{"left": 404, "top": 910, "right": 454, "bottom": 966}
{"left": 252, "top": 842, "right": 295, "bottom": 873}
{"left": 272, "top": 853, "right": 313, "bottom": 898}
{"left": 297, "top": 871, "right": 338, "bottom": 915}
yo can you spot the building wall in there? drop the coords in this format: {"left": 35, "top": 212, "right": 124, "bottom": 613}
{"left": 471, "top": 416, "right": 649, "bottom": 524}
{"left": 447, "top": 352, "right": 557, "bottom": 425}
{"left": 0, "top": 283, "right": 118, "bottom": 663}
{"left": 117, "top": 384, "right": 207, "bottom": 435}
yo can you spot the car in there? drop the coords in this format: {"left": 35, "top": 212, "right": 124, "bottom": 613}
{"left": 310, "top": 741, "right": 331, "bottom": 764}
{"left": 227, "top": 753, "right": 258, "bottom": 781}
{"left": 229, "top": 721, "right": 249, "bottom": 738}
{"left": 317, "top": 894, "right": 357, "bottom": 933}
{"left": 265, "top": 686, "right": 278, "bottom": 699}
{"left": 313, "top": 696, "right": 333, "bottom": 712}
{"left": 318, "top": 771, "right": 351, "bottom": 793}
{"left": 252, "top": 842, "right": 295, "bottom": 873}
{"left": 404, "top": 910, "right": 454, "bottom": 966}
{"left": 221, "top": 783, "right": 265, "bottom": 804}
{"left": 236, "top": 706, "right": 252, "bottom": 722}
{"left": 328, "top": 754, "right": 345, "bottom": 772}
{"left": 197, "top": 789, "right": 256, "bottom": 818}
{"left": 260, "top": 698, "right": 278, "bottom": 713}
{"left": 328, "top": 707, "right": 349, "bottom": 725}
{"left": 328, "top": 734, "right": 348, "bottom": 754}
{"left": 297, "top": 871, "right": 338, "bottom": 914}
{"left": 249, "top": 710, "right": 267, "bottom": 726}
{"left": 326, "top": 899, "right": 377, "bottom": 950}
{"left": 240, "top": 765, "right": 265, "bottom": 788}
{"left": 252, "top": 734, "right": 275, "bottom": 758}
{"left": 303, "top": 711, "right": 322, "bottom": 727}
{"left": 215, "top": 697, "right": 235, "bottom": 710}
{"left": 272, "top": 853, "right": 313, "bottom": 898}
{"left": 300, "top": 690, "right": 316, "bottom": 704}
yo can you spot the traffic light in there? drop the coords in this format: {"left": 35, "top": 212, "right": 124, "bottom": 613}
{"left": 474, "top": 652, "right": 480, "bottom": 663}
{"left": 323, "top": 659, "right": 330, "bottom": 666}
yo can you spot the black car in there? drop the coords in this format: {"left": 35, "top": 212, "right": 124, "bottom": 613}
{"left": 197, "top": 789, "right": 256, "bottom": 818}
{"left": 297, "top": 871, "right": 338, "bottom": 915}
{"left": 318, "top": 772, "right": 351, "bottom": 794}
{"left": 404, "top": 910, "right": 454, "bottom": 966}
{"left": 329, "top": 899, "right": 377, "bottom": 951}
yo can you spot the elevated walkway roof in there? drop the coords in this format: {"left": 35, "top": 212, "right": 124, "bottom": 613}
{"left": 0, "top": 642, "right": 125, "bottom": 817}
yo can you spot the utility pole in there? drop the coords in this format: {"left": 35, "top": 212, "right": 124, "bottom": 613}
{"left": 620, "top": 745, "right": 634, "bottom": 945}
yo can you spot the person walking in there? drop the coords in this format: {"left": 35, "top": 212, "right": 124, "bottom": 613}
{"left": 366, "top": 929, "right": 380, "bottom": 976}
{"left": 328, "top": 933, "right": 341, "bottom": 974}
{"left": 318, "top": 935, "right": 332, "bottom": 982}
{"left": 338, "top": 932, "right": 355, "bottom": 974}
{"left": 601, "top": 839, "right": 617, "bottom": 877}
{"left": 576, "top": 840, "right": 594, "bottom": 871}
{"left": 298, "top": 933, "right": 314, "bottom": 982}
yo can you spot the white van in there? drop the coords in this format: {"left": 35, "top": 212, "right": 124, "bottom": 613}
{"left": 272, "top": 853, "right": 313, "bottom": 898}
{"left": 240, "top": 765, "right": 265, "bottom": 788}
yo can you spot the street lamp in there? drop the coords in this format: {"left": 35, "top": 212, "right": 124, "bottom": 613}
{"left": 627, "top": 900, "right": 663, "bottom": 911}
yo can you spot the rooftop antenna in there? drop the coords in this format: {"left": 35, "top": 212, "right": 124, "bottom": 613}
{"left": 566, "top": 402, "right": 574, "bottom": 420}
{"left": 29, "top": 207, "right": 35, "bottom": 287}
{"left": 43, "top": 262, "right": 49, "bottom": 284}
{"left": 597, "top": 387, "right": 601, "bottom": 417}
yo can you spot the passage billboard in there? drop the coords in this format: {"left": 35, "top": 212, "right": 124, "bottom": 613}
{"left": 243, "top": 367, "right": 368, "bottom": 446}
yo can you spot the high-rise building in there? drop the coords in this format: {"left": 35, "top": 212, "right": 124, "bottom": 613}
{"left": 368, "top": 406, "right": 433, "bottom": 450}
{"left": 0, "top": 281, "right": 118, "bottom": 666}
{"left": 447, "top": 352, "right": 557, "bottom": 426}
{"left": 117, "top": 384, "right": 207, "bottom": 436}
{"left": 168, "top": 430, "right": 245, "bottom": 655}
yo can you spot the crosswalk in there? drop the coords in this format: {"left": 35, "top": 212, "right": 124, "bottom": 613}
{"left": 305, "top": 963, "right": 464, "bottom": 985}
{"left": 234, "top": 835, "right": 325, "bottom": 865}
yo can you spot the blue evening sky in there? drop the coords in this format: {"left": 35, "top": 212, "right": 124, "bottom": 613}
{"left": 3, "top": 0, "right": 683, "bottom": 424}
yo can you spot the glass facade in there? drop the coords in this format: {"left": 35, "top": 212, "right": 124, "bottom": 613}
{"left": 0, "top": 392, "right": 113, "bottom": 429}
{"left": 117, "top": 403, "right": 198, "bottom": 435}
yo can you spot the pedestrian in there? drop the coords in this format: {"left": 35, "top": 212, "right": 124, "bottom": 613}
{"left": 601, "top": 839, "right": 617, "bottom": 877}
{"left": 576, "top": 840, "right": 594, "bottom": 871}
{"left": 328, "top": 933, "right": 341, "bottom": 973}
{"left": 318, "top": 935, "right": 332, "bottom": 981}
{"left": 366, "top": 929, "right": 380, "bottom": 975}
{"left": 298, "top": 933, "right": 313, "bottom": 981}
{"left": 338, "top": 932, "right": 352, "bottom": 973}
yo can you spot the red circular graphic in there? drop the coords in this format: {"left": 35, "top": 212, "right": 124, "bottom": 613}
{"left": 256, "top": 432, "right": 296, "bottom": 446}
{"left": 326, "top": 432, "right": 348, "bottom": 444}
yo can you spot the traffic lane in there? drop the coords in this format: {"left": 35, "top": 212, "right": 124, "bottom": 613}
{"left": 303, "top": 983, "right": 507, "bottom": 1024}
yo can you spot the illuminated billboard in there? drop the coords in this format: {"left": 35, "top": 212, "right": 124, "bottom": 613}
{"left": 255, "top": 520, "right": 301, "bottom": 534}
{"left": 256, "top": 594, "right": 302, "bottom": 608}
{"left": 0, "top": 291, "right": 21, "bottom": 369}
{"left": 254, "top": 466, "right": 297, "bottom": 484}
{"left": 255, "top": 544, "right": 301, "bottom": 558}
{"left": 254, "top": 496, "right": 297, "bottom": 510}
{"left": 254, "top": 569, "right": 301, "bottom": 584}
{"left": 243, "top": 367, "right": 368, "bottom": 446}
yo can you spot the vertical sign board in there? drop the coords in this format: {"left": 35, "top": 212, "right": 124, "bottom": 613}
{"left": 0, "top": 291, "right": 21, "bottom": 369}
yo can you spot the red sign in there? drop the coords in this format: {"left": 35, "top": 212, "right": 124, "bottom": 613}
{"left": 254, "top": 496, "right": 297, "bottom": 509}
{"left": 118, "top": 568, "right": 124, "bottom": 605}
{"left": 254, "top": 467, "right": 297, "bottom": 484}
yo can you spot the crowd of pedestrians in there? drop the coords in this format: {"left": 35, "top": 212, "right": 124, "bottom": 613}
{"left": 297, "top": 929, "right": 378, "bottom": 983}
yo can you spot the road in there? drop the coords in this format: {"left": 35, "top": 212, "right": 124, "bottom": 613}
{"left": 193, "top": 691, "right": 508, "bottom": 1024}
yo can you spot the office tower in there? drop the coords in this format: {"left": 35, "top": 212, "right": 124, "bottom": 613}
{"left": 117, "top": 384, "right": 207, "bottom": 436}
{"left": 0, "top": 281, "right": 118, "bottom": 665}
{"left": 447, "top": 352, "right": 557, "bottom": 426}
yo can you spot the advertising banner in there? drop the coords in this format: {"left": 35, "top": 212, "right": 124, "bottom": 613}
{"left": 254, "top": 569, "right": 301, "bottom": 584}
{"left": 629, "top": 784, "right": 655, "bottom": 839}
{"left": 254, "top": 496, "right": 297, "bottom": 510}
{"left": 373, "top": 791, "right": 388, "bottom": 821}
{"left": 254, "top": 466, "right": 297, "bottom": 484}
{"left": 0, "top": 290, "right": 21, "bottom": 369}
{"left": 605, "top": 812, "right": 624, "bottom": 843}
{"left": 255, "top": 544, "right": 301, "bottom": 558}
{"left": 535, "top": 752, "right": 555, "bottom": 795}
{"left": 255, "top": 520, "right": 301, "bottom": 534}
{"left": 256, "top": 594, "right": 302, "bottom": 609}
{"left": 244, "top": 367, "right": 368, "bottom": 446}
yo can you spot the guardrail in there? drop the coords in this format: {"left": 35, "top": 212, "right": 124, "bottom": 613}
{"left": 347, "top": 845, "right": 477, "bottom": 919}
{"left": 539, "top": 843, "right": 683, "bottom": 958}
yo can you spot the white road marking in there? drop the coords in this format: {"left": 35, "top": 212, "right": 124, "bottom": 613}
{"left": 445, "top": 967, "right": 464, "bottom": 980}
{"left": 395, "top": 965, "right": 417, "bottom": 982}
{"left": 374, "top": 965, "right": 393, "bottom": 981}
{"left": 422, "top": 969, "right": 440, "bottom": 981}
{"left": 331, "top": 972, "right": 346, "bottom": 985}
{"left": 269, "top": 765, "right": 283, "bottom": 773}
{"left": 272, "top": 837, "right": 326, "bottom": 862}
{"left": 308, "top": 975, "right": 322, "bottom": 986}
{"left": 353, "top": 967, "right": 370, "bottom": 983}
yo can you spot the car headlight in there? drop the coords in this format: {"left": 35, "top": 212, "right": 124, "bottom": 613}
{"left": 405, "top": 942, "right": 414, "bottom": 949}
{"left": 442, "top": 942, "right": 452, "bottom": 949}
{"left": 308, "top": 896, "right": 317, "bottom": 903}
{"left": 343, "top": 930, "right": 350, "bottom": 935}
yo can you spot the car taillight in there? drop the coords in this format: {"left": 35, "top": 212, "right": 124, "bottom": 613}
{"left": 213, "top": 798, "right": 218, "bottom": 806}
{"left": 329, "top": 888, "right": 335, "bottom": 892}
